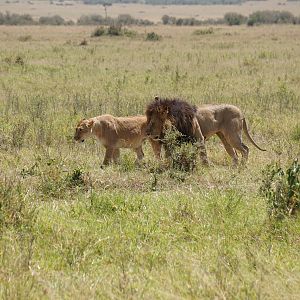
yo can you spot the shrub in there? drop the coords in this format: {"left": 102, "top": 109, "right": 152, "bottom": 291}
{"left": 146, "top": 32, "right": 161, "bottom": 41}
{"left": 18, "top": 35, "right": 32, "bottom": 42}
{"left": 39, "top": 15, "right": 66, "bottom": 25}
{"left": 248, "top": 10, "right": 296, "bottom": 26}
{"left": 79, "top": 38, "right": 88, "bottom": 45}
{"left": 163, "top": 125, "right": 197, "bottom": 173}
{"left": 224, "top": 12, "right": 247, "bottom": 25}
{"left": 66, "top": 168, "right": 86, "bottom": 187}
{"left": 91, "top": 25, "right": 137, "bottom": 38}
{"left": 77, "top": 14, "right": 105, "bottom": 25}
{"left": 0, "top": 12, "right": 35, "bottom": 25}
{"left": 193, "top": 27, "right": 214, "bottom": 35}
{"left": 77, "top": 13, "right": 153, "bottom": 26}
{"left": 260, "top": 159, "right": 300, "bottom": 218}
{"left": 15, "top": 55, "right": 25, "bottom": 66}
{"left": 91, "top": 26, "right": 105, "bottom": 37}
{"left": 107, "top": 24, "right": 122, "bottom": 36}
{"left": 123, "top": 28, "right": 137, "bottom": 37}
{"left": 162, "top": 14, "right": 170, "bottom": 25}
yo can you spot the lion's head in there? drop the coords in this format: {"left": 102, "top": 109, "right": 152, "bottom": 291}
{"left": 74, "top": 119, "right": 94, "bottom": 142}
{"left": 145, "top": 96, "right": 197, "bottom": 141}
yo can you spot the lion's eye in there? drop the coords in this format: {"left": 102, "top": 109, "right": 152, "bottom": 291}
{"left": 79, "top": 128, "right": 82, "bottom": 132}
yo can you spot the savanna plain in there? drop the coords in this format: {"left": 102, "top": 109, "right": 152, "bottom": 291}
{"left": 0, "top": 24, "right": 300, "bottom": 299}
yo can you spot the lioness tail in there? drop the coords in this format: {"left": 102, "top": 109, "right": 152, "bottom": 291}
{"left": 242, "top": 119, "right": 266, "bottom": 152}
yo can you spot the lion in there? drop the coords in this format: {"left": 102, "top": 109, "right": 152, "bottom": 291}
{"left": 146, "top": 97, "right": 266, "bottom": 165}
{"left": 145, "top": 97, "right": 209, "bottom": 164}
{"left": 74, "top": 114, "right": 161, "bottom": 165}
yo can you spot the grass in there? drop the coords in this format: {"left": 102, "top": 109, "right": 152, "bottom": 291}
{"left": 0, "top": 24, "right": 300, "bottom": 299}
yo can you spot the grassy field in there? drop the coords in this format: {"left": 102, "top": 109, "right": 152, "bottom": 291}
{"left": 2, "top": 0, "right": 300, "bottom": 22}
{"left": 0, "top": 24, "right": 300, "bottom": 299}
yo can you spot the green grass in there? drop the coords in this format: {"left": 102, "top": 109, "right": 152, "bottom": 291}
{"left": 1, "top": 25, "right": 300, "bottom": 299}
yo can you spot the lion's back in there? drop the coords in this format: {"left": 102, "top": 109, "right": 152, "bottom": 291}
{"left": 94, "top": 114, "right": 147, "bottom": 148}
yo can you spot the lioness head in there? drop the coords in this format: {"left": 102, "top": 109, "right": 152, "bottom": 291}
{"left": 145, "top": 97, "right": 169, "bottom": 140}
{"left": 74, "top": 119, "right": 94, "bottom": 142}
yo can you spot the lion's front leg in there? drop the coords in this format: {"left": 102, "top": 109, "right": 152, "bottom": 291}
{"left": 112, "top": 148, "right": 120, "bottom": 164}
{"left": 134, "top": 146, "right": 144, "bottom": 165}
{"left": 103, "top": 147, "right": 114, "bottom": 165}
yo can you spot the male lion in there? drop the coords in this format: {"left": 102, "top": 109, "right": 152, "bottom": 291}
{"left": 145, "top": 97, "right": 209, "bottom": 165}
{"left": 146, "top": 97, "right": 266, "bottom": 165}
{"left": 74, "top": 115, "right": 161, "bottom": 165}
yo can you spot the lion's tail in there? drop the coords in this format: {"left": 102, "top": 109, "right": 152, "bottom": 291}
{"left": 242, "top": 118, "right": 266, "bottom": 152}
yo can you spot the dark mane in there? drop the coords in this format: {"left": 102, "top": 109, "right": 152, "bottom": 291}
{"left": 146, "top": 97, "right": 197, "bottom": 139}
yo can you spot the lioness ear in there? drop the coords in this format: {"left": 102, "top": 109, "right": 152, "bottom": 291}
{"left": 87, "top": 119, "right": 94, "bottom": 127}
{"left": 154, "top": 96, "right": 159, "bottom": 101}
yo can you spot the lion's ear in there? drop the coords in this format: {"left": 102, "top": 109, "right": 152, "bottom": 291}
{"left": 87, "top": 119, "right": 94, "bottom": 127}
{"left": 154, "top": 96, "right": 159, "bottom": 101}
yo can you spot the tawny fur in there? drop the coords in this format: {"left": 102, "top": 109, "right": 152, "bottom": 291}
{"left": 195, "top": 104, "right": 266, "bottom": 164}
{"left": 74, "top": 114, "right": 161, "bottom": 165}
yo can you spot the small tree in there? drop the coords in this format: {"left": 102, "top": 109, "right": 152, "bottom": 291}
{"left": 102, "top": 2, "right": 112, "bottom": 20}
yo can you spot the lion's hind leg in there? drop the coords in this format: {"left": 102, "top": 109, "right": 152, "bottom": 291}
{"left": 225, "top": 132, "right": 249, "bottom": 164}
{"left": 216, "top": 132, "right": 238, "bottom": 165}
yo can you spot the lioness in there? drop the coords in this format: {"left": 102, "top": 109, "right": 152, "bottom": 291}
{"left": 146, "top": 97, "right": 266, "bottom": 165}
{"left": 74, "top": 115, "right": 161, "bottom": 165}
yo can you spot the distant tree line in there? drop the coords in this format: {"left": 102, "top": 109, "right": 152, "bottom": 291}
{"left": 0, "top": 12, "right": 74, "bottom": 25}
{"left": 82, "top": 0, "right": 244, "bottom": 4}
{"left": 162, "top": 11, "right": 300, "bottom": 26}
{"left": 0, "top": 12, "right": 153, "bottom": 26}
{"left": 1, "top": 10, "right": 300, "bottom": 26}
{"left": 161, "top": 14, "right": 224, "bottom": 25}
{"left": 78, "top": 14, "right": 153, "bottom": 25}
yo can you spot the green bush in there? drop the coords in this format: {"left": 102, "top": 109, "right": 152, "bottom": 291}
{"left": 91, "top": 26, "right": 105, "bottom": 37}
{"left": 0, "top": 12, "right": 35, "bottom": 25}
{"left": 161, "top": 14, "right": 225, "bottom": 26}
{"left": 146, "top": 32, "right": 161, "bottom": 41}
{"left": 224, "top": 12, "right": 247, "bottom": 25}
{"left": 78, "top": 14, "right": 105, "bottom": 25}
{"left": 107, "top": 24, "right": 122, "bottom": 36}
{"left": 193, "top": 27, "right": 214, "bottom": 35}
{"left": 39, "top": 15, "right": 66, "bottom": 25}
{"left": 66, "top": 168, "right": 86, "bottom": 187}
{"left": 260, "top": 159, "right": 300, "bottom": 218}
{"left": 163, "top": 126, "right": 197, "bottom": 173}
